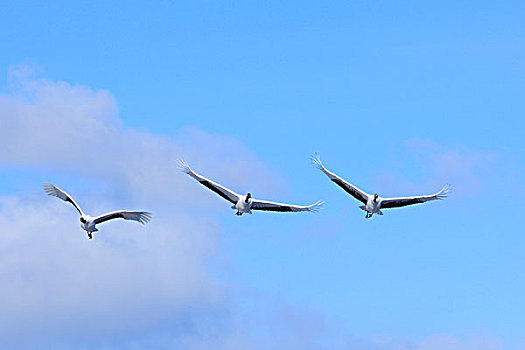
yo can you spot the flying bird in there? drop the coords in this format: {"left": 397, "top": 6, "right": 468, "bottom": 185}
{"left": 43, "top": 183, "right": 152, "bottom": 239}
{"left": 178, "top": 160, "right": 323, "bottom": 215}
{"left": 311, "top": 153, "right": 451, "bottom": 219}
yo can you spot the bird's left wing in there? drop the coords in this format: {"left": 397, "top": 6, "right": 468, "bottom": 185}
{"left": 93, "top": 211, "right": 152, "bottom": 225}
{"left": 311, "top": 153, "right": 370, "bottom": 204}
{"left": 251, "top": 199, "right": 324, "bottom": 213}
{"left": 177, "top": 159, "right": 240, "bottom": 204}
{"left": 43, "top": 183, "right": 84, "bottom": 216}
{"left": 380, "top": 184, "right": 451, "bottom": 209}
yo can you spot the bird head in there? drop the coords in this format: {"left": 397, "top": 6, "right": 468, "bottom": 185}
{"left": 80, "top": 217, "right": 87, "bottom": 224}
{"left": 245, "top": 193, "right": 252, "bottom": 203}
{"left": 374, "top": 193, "right": 378, "bottom": 201}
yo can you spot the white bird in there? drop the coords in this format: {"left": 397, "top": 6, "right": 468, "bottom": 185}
{"left": 311, "top": 153, "right": 451, "bottom": 219}
{"left": 178, "top": 160, "right": 323, "bottom": 215}
{"left": 43, "top": 183, "right": 152, "bottom": 239}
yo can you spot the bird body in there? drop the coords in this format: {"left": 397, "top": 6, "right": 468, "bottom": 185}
{"left": 44, "top": 183, "right": 152, "bottom": 239}
{"left": 178, "top": 160, "right": 323, "bottom": 215}
{"left": 364, "top": 197, "right": 382, "bottom": 215}
{"left": 233, "top": 195, "right": 253, "bottom": 215}
{"left": 311, "top": 153, "right": 450, "bottom": 219}
{"left": 79, "top": 215, "right": 97, "bottom": 233}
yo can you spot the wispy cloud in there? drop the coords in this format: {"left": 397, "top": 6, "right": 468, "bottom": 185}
{"left": 416, "top": 333, "right": 504, "bottom": 350}
{"left": 403, "top": 137, "right": 498, "bottom": 193}
{"left": 374, "top": 137, "right": 521, "bottom": 198}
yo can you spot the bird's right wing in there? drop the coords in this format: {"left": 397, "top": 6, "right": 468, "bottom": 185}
{"left": 380, "top": 184, "right": 451, "bottom": 209}
{"left": 177, "top": 160, "right": 240, "bottom": 205}
{"left": 43, "top": 183, "right": 84, "bottom": 216}
{"left": 251, "top": 199, "right": 324, "bottom": 213}
{"left": 311, "top": 153, "right": 370, "bottom": 205}
{"left": 93, "top": 211, "right": 152, "bottom": 225}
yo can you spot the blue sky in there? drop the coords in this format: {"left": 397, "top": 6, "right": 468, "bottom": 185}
{"left": 0, "top": 1, "right": 524, "bottom": 349}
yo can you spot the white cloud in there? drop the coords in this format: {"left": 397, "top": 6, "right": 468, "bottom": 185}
{"left": 0, "top": 65, "right": 284, "bottom": 344}
{"left": 0, "top": 195, "right": 219, "bottom": 337}
{"left": 0, "top": 66, "right": 285, "bottom": 204}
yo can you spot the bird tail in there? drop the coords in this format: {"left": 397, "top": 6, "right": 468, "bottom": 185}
{"left": 176, "top": 159, "right": 192, "bottom": 174}
{"left": 307, "top": 200, "right": 324, "bottom": 212}
{"left": 436, "top": 184, "right": 452, "bottom": 200}
{"left": 310, "top": 152, "right": 325, "bottom": 170}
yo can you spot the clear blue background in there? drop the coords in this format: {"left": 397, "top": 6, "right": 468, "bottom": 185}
{"left": 1, "top": 1, "right": 524, "bottom": 348}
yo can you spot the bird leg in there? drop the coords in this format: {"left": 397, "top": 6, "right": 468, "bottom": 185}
{"left": 236, "top": 211, "right": 243, "bottom": 216}
{"left": 87, "top": 232, "right": 93, "bottom": 239}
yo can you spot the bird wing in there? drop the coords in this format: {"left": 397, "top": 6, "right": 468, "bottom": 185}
{"left": 177, "top": 159, "right": 240, "bottom": 205}
{"left": 93, "top": 211, "right": 152, "bottom": 225}
{"left": 251, "top": 199, "right": 324, "bottom": 213}
{"left": 311, "top": 153, "right": 370, "bottom": 205}
{"left": 43, "top": 183, "right": 84, "bottom": 216}
{"left": 380, "top": 184, "right": 451, "bottom": 209}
